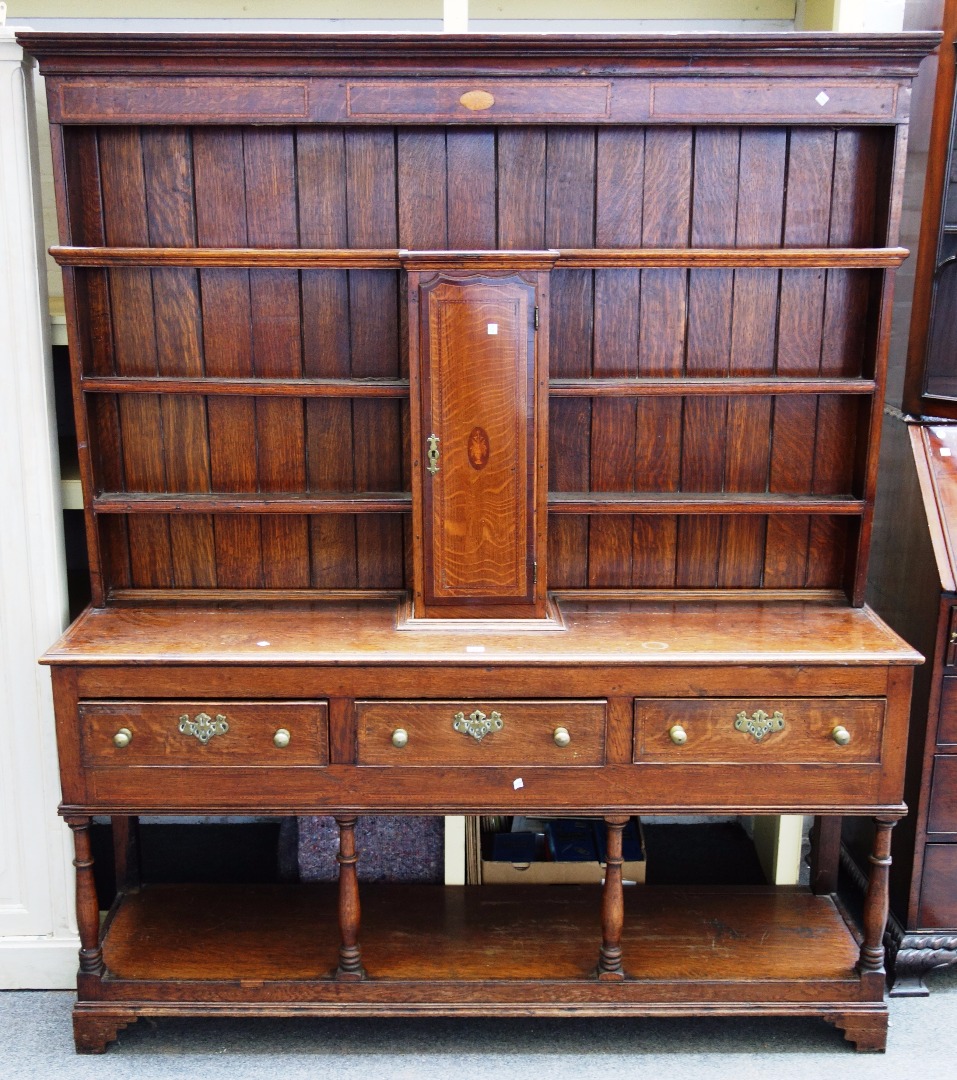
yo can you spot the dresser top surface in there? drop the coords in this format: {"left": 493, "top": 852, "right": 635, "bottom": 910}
{"left": 43, "top": 599, "right": 920, "bottom": 667}
{"left": 912, "top": 424, "right": 957, "bottom": 594}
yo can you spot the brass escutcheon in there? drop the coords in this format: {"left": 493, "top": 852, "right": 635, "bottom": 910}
{"left": 734, "top": 709, "right": 785, "bottom": 741}
{"left": 178, "top": 711, "right": 229, "bottom": 744}
{"left": 452, "top": 709, "right": 504, "bottom": 741}
{"left": 427, "top": 433, "right": 440, "bottom": 475}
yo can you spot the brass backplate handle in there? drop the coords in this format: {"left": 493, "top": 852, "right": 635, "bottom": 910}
{"left": 734, "top": 709, "right": 785, "bottom": 741}
{"left": 427, "top": 433, "right": 440, "bottom": 475}
{"left": 453, "top": 709, "right": 504, "bottom": 741}
{"left": 178, "top": 711, "right": 229, "bottom": 744}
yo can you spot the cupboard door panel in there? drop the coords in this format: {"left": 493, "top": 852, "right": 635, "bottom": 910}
{"left": 415, "top": 274, "right": 542, "bottom": 614}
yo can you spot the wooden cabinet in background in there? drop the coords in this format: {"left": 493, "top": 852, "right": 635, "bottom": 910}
{"left": 854, "top": 0, "right": 957, "bottom": 995}
{"left": 18, "top": 29, "right": 936, "bottom": 1053}
{"left": 859, "top": 419, "right": 957, "bottom": 993}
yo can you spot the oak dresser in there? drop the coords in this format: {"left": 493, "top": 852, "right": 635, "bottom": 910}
{"left": 17, "top": 30, "right": 936, "bottom": 1053}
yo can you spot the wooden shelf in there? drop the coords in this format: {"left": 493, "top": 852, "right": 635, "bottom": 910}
{"left": 51, "top": 245, "right": 908, "bottom": 271}
{"left": 92, "top": 492, "right": 411, "bottom": 514}
{"left": 81, "top": 376, "right": 411, "bottom": 399}
{"left": 80, "top": 375, "right": 876, "bottom": 400}
{"left": 550, "top": 377, "right": 877, "bottom": 397}
{"left": 100, "top": 882, "right": 862, "bottom": 993}
{"left": 90, "top": 492, "right": 865, "bottom": 517}
{"left": 548, "top": 493, "right": 866, "bottom": 515}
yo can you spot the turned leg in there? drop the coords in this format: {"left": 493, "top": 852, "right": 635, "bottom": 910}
{"left": 65, "top": 815, "right": 104, "bottom": 977}
{"left": 597, "top": 815, "right": 630, "bottom": 980}
{"left": 334, "top": 814, "right": 365, "bottom": 981}
{"left": 858, "top": 816, "right": 896, "bottom": 980}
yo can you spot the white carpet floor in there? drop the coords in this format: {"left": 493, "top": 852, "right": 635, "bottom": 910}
{"left": 2, "top": 968, "right": 956, "bottom": 1080}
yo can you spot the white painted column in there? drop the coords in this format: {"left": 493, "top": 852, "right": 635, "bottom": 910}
{"left": 0, "top": 25, "right": 78, "bottom": 988}
{"left": 835, "top": 0, "right": 907, "bottom": 31}
{"left": 444, "top": 0, "right": 469, "bottom": 33}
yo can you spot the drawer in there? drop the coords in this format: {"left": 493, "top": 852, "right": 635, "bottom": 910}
{"left": 928, "top": 756, "right": 957, "bottom": 834}
{"left": 938, "top": 677, "right": 957, "bottom": 745}
{"left": 945, "top": 607, "right": 957, "bottom": 669}
{"left": 917, "top": 845, "right": 957, "bottom": 928}
{"left": 634, "top": 698, "right": 884, "bottom": 763}
{"left": 79, "top": 701, "right": 328, "bottom": 766}
{"left": 355, "top": 700, "right": 605, "bottom": 766}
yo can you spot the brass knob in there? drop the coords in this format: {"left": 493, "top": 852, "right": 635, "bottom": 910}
{"left": 273, "top": 728, "right": 291, "bottom": 748}
{"left": 831, "top": 725, "right": 852, "bottom": 746}
{"left": 392, "top": 728, "right": 409, "bottom": 748}
{"left": 553, "top": 726, "right": 571, "bottom": 748}
{"left": 669, "top": 724, "right": 688, "bottom": 746}
{"left": 112, "top": 727, "right": 132, "bottom": 748}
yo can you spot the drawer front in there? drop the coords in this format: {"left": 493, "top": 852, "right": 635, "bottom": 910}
{"left": 634, "top": 698, "right": 884, "bottom": 763}
{"left": 928, "top": 756, "right": 957, "bottom": 834}
{"left": 917, "top": 844, "right": 957, "bottom": 928}
{"left": 79, "top": 701, "right": 328, "bottom": 766}
{"left": 355, "top": 700, "right": 605, "bottom": 766}
{"left": 946, "top": 607, "right": 957, "bottom": 669}
{"left": 938, "top": 677, "right": 957, "bottom": 745}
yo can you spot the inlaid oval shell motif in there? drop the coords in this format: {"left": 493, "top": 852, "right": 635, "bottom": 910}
{"left": 467, "top": 426, "right": 491, "bottom": 470}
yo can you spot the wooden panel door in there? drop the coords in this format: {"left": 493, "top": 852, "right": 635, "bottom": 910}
{"left": 410, "top": 271, "right": 547, "bottom": 618}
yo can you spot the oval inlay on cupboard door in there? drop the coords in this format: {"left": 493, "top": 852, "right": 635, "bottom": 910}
{"left": 468, "top": 427, "right": 491, "bottom": 470}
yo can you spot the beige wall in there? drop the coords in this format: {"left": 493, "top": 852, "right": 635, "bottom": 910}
{"left": 7, "top": 1, "right": 794, "bottom": 19}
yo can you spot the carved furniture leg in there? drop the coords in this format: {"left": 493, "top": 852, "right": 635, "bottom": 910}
{"left": 334, "top": 815, "right": 365, "bottom": 981}
{"left": 65, "top": 816, "right": 105, "bottom": 978}
{"left": 828, "top": 1010, "right": 889, "bottom": 1053}
{"left": 72, "top": 1010, "right": 135, "bottom": 1055}
{"left": 890, "top": 930, "right": 957, "bottom": 996}
{"left": 597, "top": 815, "right": 630, "bottom": 980}
{"left": 809, "top": 815, "right": 842, "bottom": 895}
{"left": 858, "top": 816, "right": 896, "bottom": 982}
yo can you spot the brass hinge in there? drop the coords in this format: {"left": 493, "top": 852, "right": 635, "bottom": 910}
{"left": 533, "top": 560, "right": 538, "bottom": 585}
{"left": 534, "top": 306, "right": 539, "bottom": 331}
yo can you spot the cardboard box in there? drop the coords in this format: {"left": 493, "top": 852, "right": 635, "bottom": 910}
{"left": 478, "top": 818, "right": 646, "bottom": 885}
